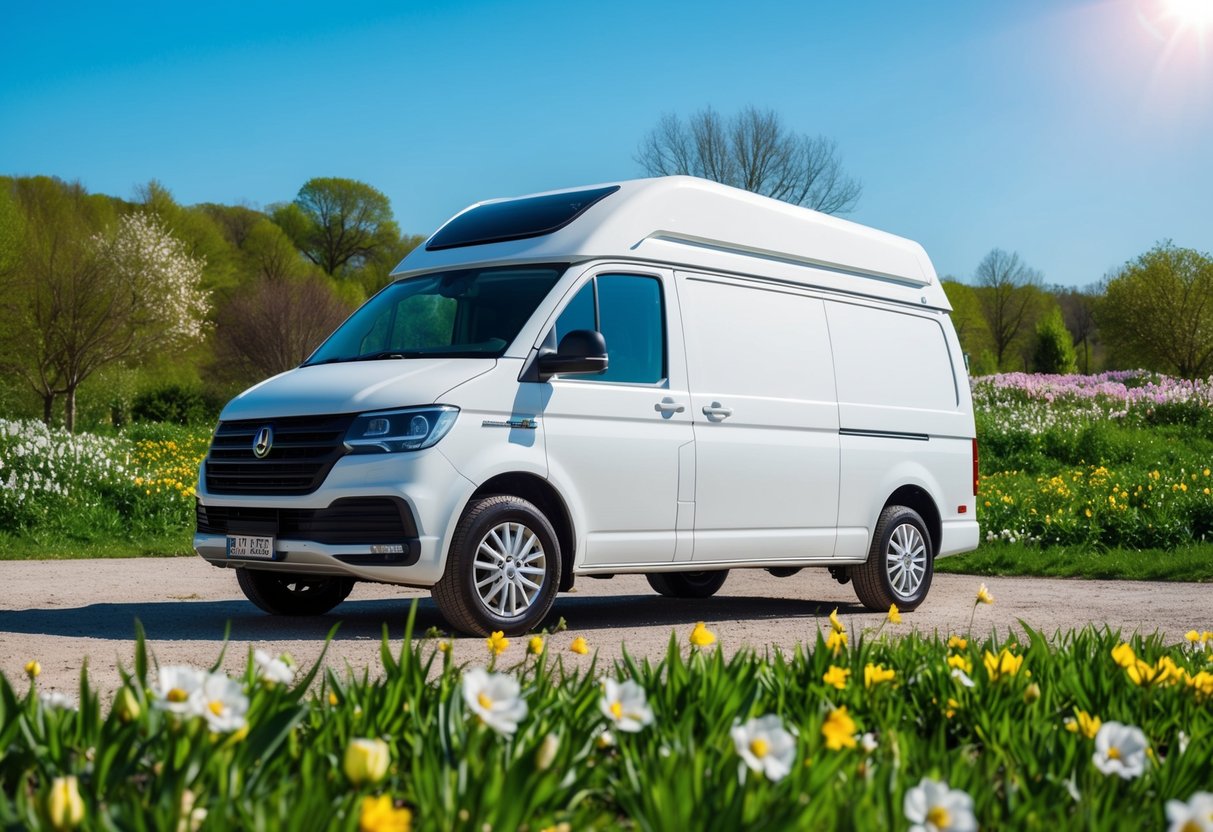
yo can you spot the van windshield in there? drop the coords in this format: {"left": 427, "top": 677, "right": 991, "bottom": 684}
{"left": 305, "top": 265, "right": 564, "bottom": 365}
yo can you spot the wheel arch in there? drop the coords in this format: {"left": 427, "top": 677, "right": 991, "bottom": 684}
{"left": 470, "top": 472, "right": 577, "bottom": 591}
{"left": 883, "top": 484, "right": 941, "bottom": 559}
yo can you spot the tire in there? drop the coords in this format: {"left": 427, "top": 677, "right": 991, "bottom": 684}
{"left": 431, "top": 495, "right": 562, "bottom": 636}
{"left": 852, "top": 505, "right": 934, "bottom": 612}
{"left": 645, "top": 570, "right": 729, "bottom": 599}
{"left": 236, "top": 569, "right": 354, "bottom": 616}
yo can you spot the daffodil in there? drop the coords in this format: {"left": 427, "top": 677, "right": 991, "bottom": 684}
{"left": 946, "top": 636, "right": 968, "bottom": 650}
{"left": 1188, "top": 670, "right": 1213, "bottom": 701}
{"left": 528, "top": 636, "right": 545, "bottom": 656}
{"left": 485, "top": 631, "right": 509, "bottom": 656}
{"left": 344, "top": 738, "right": 391, "bottom": 785}
{"left": 46, "top": 776, "right": 85, "bottom": 831}
{"left": 821, "top": 707, "right": 857, "bottom": 751}
{"left": 829, "top": 608, "right": 846, "bottom": 634}
{"left": 946, "top": 654, "right": 972, "bottom": 674}
{"left": 864, "top": 663, "right": 896, "bottom": 688}
{"left": 1064, "top": 708, "right": 1102, "bottom": 739}
{"left": 600, "top": 679, "right": 655, "bottom": 732}
{"left": 39, "top": 691, "right": 75, "bottom": 710}
{"left": 825, "top": 630, "right": 848, "bottom": 656}
{"left": 904, "top": 777, "right": 977, "bottom": 832}
{"left": 462, "top": 667, "right": 527, "bottom": 735}
{"left": 689, "top": 621, "right": 716, "bottom": 648}
{"left": 1111, "top": 642, "right": 1136, "bottom": 668}
{"left": 1165, "top": 791, "right": 1213, "bottom": 832}
{"left": 822, "top": 665, "right": 850, "bottom": 690}
{"left": 570, "top": 636, "right": 589, "bottom": 655}
{"left": 151, "top": 666, "right": 207, "bottom": 715}
{"left": 951, "top": 668, "right": 975, "bottom": 688}
{"left": 24, "top": 660, "right": 40, "bottom": 679}
{"left": 114, "top": 687, "right": 141, "bottom": 723}
{"left": 732, "top": 714, "right": 796, "bottom": 781}
{"left": 198, "top": 673, "right": 249, "bottom": 733}
{"left": 1092, "top": 721, "right": 1148, "bottom": 780}
{"left": 887, "top": 604, "right": 901, "bottom": 624}
{"left": 1023, "top": 682, "right": 1041, "bottom": 703}
{"left": 254, "top": 649, "right": 295, "bottom": 687}
{"left": 975, "top": 583, "right": 994, "bottom": 605}
{"left": 535, "top": 732, "right": 560, "bottom": 770}
{"left": 983, "top": 649, "right": 1023, "bottom": 682}
{"left": 358, "top": 795, "right": 412, "bottom": 832}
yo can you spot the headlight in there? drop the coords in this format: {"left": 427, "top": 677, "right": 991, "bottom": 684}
{"left": 344, "top": 406, "right": 459, "bottom": 454}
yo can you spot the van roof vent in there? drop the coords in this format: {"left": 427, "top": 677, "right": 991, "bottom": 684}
{"left": 426, "top": 185, "right": 619, "bottom": 251}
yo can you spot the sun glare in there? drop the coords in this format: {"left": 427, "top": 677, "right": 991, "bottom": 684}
{"left": 1163, "top": 0, "right": 1213, "bottom": 30}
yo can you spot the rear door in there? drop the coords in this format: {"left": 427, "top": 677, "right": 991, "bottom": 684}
{"left": 677, "top": 272, "right": 840, "bottom": 562}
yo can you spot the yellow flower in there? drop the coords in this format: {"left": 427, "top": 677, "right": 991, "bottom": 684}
{"left": 46, "top": 776, "right": 84, "bottom": 831}
{"left": 1023, "top": 682, "right": 1041, "bottom": 704}
{"left": 946, "top": 654, "right": 973, "bottom": 674}
{"left": 944, "top": 698, "right": 960, "bottom": 719}
{"left": 528, "top": 636, "right": 545, "bottom": 656}
{"left": 1126, "top": 657, "right": 1180, "bottom": 687}
{"left": 825, "top": 630, "right": 848, "bottom": 656}
{"left": 1187, "top": 670, "right": 1213, "bottom": 701}
{"left": 886, "top": 604, "right": 901, "bottom": 624}
{"left": 863, "top": 663, "right": 896, "bottom": 688}
{"left": 24, "top": 660, "right": 41, "bottom": 679}
{"left": 689, "top": 621, "right": 716, "bottom": 648}
{"left": 437, "top": 641, "right": 451, "bottom": 654}
{"left": 975, "top": 583, "right": 994, "bottom": 605}
{"left": 485, "top": 631, "right": 509, "bottom": 656}
{"left": 1064, "top": 709, "right": 1101, "bottom": 739}
{"left": 1111, "top": 642, "right": 1137, "bottom": 668}
{"left": 946, "top": 636, "right": 968, "bottom": 650}
{"left": 821, "top": 707, "right": 857, "bottom": 750}
{"left": 822, "top": 665, "right": 850, "bottom": 690}
{"left": 570, "top": 637, "right": 589, "bottom": 655}
{"left": 1185, "top": 630, "right": 1202, "bottom": 644}
{"left": 359, "top": 795, "right": 412, "bottom": 832}
{"left": 828, "top": 608, "right": 846, "bottom": 634}
{"left": 114, "top": 687, "right": 141, "bottom": 723}
{"left": 328, "top": 691, "right": 340, "bottom": 706}
{"left": 344, "top": 738, "right": 391, "bottom": 785}
{"left": 983, "top": 649, "right": 1023, "bottom": 681}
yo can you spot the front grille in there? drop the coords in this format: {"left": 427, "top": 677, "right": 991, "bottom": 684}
{"left": 196, "top": 497, "right": 417, "bottom": 545}
{"left": 204, "top": 414, "right": 355, "bottom": 495}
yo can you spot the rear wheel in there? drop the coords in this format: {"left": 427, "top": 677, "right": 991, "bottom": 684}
{"left": 236, "top": 569, "right": 354, "bottom": 616}
{"left": 852, "top": 505, "right": 933, "bottom": 611}
{"left": 431, "top": 495, "right": 562, "bottom": 636}
{"left": 646, "top": 570, "right": 729, "bottom": 599}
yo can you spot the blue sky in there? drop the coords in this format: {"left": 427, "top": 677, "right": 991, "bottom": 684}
{"left": 2, "top": 0, "right": 1210, "bottom": 286}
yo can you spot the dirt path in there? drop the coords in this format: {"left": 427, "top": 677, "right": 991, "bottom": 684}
{"left": 2, "top": 557, "right": 1208, "bottom": 695}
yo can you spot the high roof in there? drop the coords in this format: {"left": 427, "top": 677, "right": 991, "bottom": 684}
{"left": 393, "top": 176, "right": 949, "bottom": 311}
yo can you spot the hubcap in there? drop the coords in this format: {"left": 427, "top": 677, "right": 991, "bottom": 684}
{"left": 473, "top": 521, "right": 547, "bottom": 618}
{"left": 885, "top": 523, "right": 927, "bottom": 599}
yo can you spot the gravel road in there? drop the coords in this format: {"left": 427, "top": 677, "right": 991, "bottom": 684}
{"left": 2, "top": 557, "right": 1208, "bottom": 695}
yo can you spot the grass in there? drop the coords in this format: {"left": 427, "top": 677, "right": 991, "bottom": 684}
{"left": 937, "top": 541, "right": 1213, "bottom": 582}
{"left": 0, "top": 531, "right": 194, "bottom": 560}
{"left": 2, "top": 609, "right": 1211, "bottom": 830}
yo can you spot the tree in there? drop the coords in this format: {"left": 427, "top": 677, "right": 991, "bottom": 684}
{"left": 1032, "top": 306, "right": 1078, "bottom": 374}
{"left": 214, "top": 274, "right": 354, "bottom": 382}
{"left": 1099, "top": 242, "right": 1213, "bottom": 379}
{"left": 1056, "top": 285, "right": 1101, "bottom": 374}
{"left": 973, "top": 249, "right": 1042, "bottom": 370}
{"left": 272, "top": 178, "right": 400, "bottom": 276}
{"left": 635, "top": 106, "right": 862, "bottom": 214}
{"left": 941, "top": 279, "right": 991, "bottom": 371}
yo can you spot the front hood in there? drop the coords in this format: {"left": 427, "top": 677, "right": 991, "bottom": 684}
{"left": 220, "top": 359, "right": 496, "bottom": 421}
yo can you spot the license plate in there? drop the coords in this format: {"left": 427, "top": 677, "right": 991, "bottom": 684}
{"left": 227, "top": 535, "right": 276, "bottom": 560}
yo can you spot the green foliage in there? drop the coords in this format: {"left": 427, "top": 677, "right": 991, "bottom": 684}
{"left": 131, "top": 384, "right": 224, "bottom": 425}
{"left": 937, "top": 541, "right": 1213, "bottom": 581}
{"left": 1033, "top": 306, "right": 1078, "bottom": 374}
{"left": 273, "top": 178, "right": 401, "bottom": 278}
{"left": 1, "top": 619, "right": 1210, "bottom": 829}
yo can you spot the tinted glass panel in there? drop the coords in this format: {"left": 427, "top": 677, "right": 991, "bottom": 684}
{"left": 554, "top": 281, "right": 596, "bottom": 344}
{"left": 594, "top": 275, "right": 665, "bottom": 384}
{"left": 426, "top": 186, "right": 620, "bottom": 251}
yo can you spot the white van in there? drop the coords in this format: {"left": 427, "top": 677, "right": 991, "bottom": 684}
{"left": 194, "top": 176, "right": 979, "bottom": 635}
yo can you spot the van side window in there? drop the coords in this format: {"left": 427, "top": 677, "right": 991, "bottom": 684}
{"left": 552, "top": 274, "right": 666, "bottom": 384}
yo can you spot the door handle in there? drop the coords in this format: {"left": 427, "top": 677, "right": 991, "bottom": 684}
{"left": 702, "top": 402, "right": 733, "bottom": 420}
{"left": 654, "top": 397, "right": 686, "bottom": 414}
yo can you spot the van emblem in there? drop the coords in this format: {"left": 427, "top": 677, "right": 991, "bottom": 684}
{"left": 252, "top": 426, "right": 274, "bottom": 458}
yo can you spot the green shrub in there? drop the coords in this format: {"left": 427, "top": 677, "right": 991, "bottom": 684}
{"left": 131, "top": 384, "right": 223, "bottom": 425}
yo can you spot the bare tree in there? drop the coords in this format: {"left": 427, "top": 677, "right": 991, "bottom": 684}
{"left": 1056, "top": 284, "right": 1101, "bottom": 374}
{"left": 635, "top": 106, "right": 862, "bottom": 214}
{"left": 974, "top": 249, "right": 1042, "bottom": 370}
{"left": 215, "top": 275, "right": 354, "bottom": 381}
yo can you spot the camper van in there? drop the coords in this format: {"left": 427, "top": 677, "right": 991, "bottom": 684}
{"left": 194, "top": 176, "right": 979, "bottom": 635}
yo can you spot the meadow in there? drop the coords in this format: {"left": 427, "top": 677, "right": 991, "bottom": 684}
{"left": 2, "top": 370, "right": 1212, "bottom": 579}
{"left": 2, "top": 605, "right": 1211, "bottom": 830}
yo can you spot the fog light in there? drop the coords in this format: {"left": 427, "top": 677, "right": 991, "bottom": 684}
{"left": 370, "top": 544, "right": 405, "bottom": 555}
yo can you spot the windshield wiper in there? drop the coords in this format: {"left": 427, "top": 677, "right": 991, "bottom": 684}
{"left": 308, "top": 350, "right": 495, "bottom": 366}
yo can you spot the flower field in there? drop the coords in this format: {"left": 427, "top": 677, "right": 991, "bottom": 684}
{"left": 1, "top": 604, "right": 1211, "bottom": 830}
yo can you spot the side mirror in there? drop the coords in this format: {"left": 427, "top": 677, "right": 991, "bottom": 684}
{"left": 537, "top": 329, "right": 608, "bottom": 380}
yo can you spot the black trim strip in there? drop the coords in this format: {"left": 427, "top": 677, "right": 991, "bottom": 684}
{"left": 839, "top": 428, "right": 930, "bottom": 442}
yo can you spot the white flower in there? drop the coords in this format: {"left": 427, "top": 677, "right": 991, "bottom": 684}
{"left": 860, "top": 732, "right": 879, "bottom": 754}
{"left": 594, "top": 727, "right": 616, "bottom": 749}
{"left": 730, "top": 714, "right": 796, "bottom": 782}
{"left": 1092, "top": 721, "right": 1148, "bottom": 780}
{"left": 951, "top": 668, "right": 975, "bottom": 688}
{"left": 462, "top": 667, "right": 527, "bottom": 735}
{"left": 254, "top": 649, "right": 295, "bottom": 686}
{"left": 39, "top": 691, "right": 76, "bottom": 710}
{"left": 904, "top": 777, "right": 977, "bottom": 832}
{"left": 198, "top": 673, "right": 249, "bottom": 733}
{"left": 151, "top": 666, "right": 207, "bottom": 715}
{"left": 600, "top": 679, "right": 655, "bottom": 733}
{"left": 1166, "top": 791, "right": 1213, "bottom": 832}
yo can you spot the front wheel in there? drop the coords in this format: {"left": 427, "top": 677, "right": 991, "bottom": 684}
{"left": 646, "top": 570, "right": 729, "bottom": 599}
{"left": 236, "top": 569, "right": 354, "bottom": 616}
{"left": 852, "top": 505, "right": 933, "bottom": 611}
{"left": 431, "top": 495, "right": 562, "bottom": 636}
